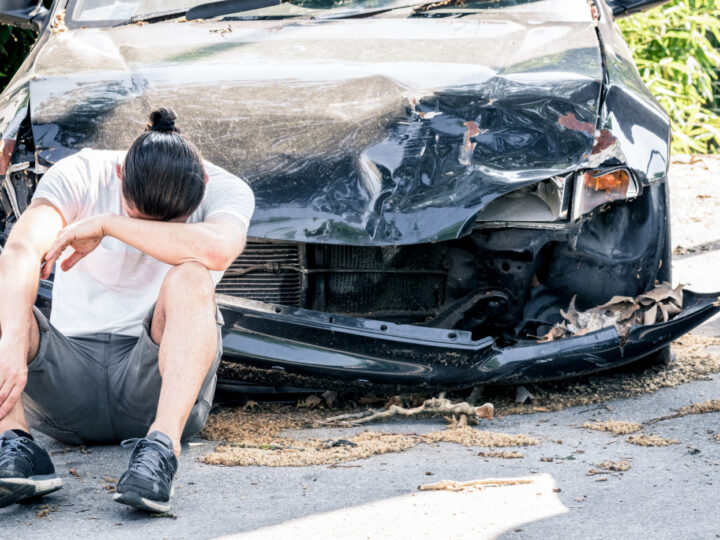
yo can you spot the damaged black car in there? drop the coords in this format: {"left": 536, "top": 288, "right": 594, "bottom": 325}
{"left": 0, "top": 0, "right": 718, "bottom": 393}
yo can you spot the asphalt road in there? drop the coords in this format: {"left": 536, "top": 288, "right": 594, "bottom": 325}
{"left": 1, "top": 157, "right": 719, "bottom": 539}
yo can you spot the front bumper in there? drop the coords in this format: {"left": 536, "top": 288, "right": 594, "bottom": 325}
{"left": 217, "top": 290, "right": 720, "bottom": 388}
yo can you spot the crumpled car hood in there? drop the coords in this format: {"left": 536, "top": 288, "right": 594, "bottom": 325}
{"left": 28, "top": 2, "right": 602, "bottom": 244}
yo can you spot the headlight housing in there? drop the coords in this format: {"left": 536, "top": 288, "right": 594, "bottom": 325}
{"left": 474, "top": 168, "right": 639, "bottom": 225}
{"left": 475, "top": 175, "right": 571, "bottom": 223}
{"left": 572, "top": 168, "right": 638, "bottom": 220}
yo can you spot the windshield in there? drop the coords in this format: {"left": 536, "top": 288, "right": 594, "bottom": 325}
{"left": 68, "top": 0, "right": 543, "bottom": 24}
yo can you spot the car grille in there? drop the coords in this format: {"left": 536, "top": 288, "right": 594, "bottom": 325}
{"left": 216, "top": 241, "right": 448, "bottom": 323}
{"left": 215, "top": 241, "right": 304, "bottom": 306}
{"left": 319, "top": 245, "right": 446, "bottom": 319}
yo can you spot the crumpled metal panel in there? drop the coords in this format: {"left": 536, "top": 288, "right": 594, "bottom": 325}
{"left": 0, "top": 84, "right": 29, "bottom": 144}
{"left": 28, "top": 0, "right": 607, "bottom": 245}
{"left": 589, "top": 0, "right": 670, "bottom": 183}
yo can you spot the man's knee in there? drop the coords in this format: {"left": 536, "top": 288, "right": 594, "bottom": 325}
{"left": 1, "top": 307, "right": 40, "bottom": 363}
{"left": 160, "top": 262, "right": 215, "bottom": 303}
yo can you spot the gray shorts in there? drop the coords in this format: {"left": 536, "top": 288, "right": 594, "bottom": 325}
{"left": 23, "top": 305, "right": 223, "bottom": 446}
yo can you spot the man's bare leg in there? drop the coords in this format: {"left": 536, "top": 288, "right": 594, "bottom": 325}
{"left": 0, "top": 309, "right": 41, "bottom": 434}
{"left": 146, "top": 262, "right": 218, "bottom": 456}
{"left": 0, "top": 309, "right": 62, "bottom": 510}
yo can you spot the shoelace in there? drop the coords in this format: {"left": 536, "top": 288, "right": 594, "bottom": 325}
{"left": 0, "top": 436, "right": 34, "bottom": 469}
{"left": 120, "top": 438, "right": 173, "bottom": 482}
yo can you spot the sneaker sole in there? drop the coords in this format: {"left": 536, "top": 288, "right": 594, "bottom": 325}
{"left": 0, "top": 475, "right": 64, "bottom": 508}
{"left": 113, "top": 487, "right": 173, "bottom": 513}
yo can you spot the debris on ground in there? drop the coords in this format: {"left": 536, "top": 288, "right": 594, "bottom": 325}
{"left": 204, "top": 331, "right": 720, "bottom": 467}
{"left": 646, "top": 399, "right": 720, "bottom": 424}
{"left": 587, "top": 468, "right": 611, "bottom": 476}
{"left": 319, "top": 395, "right": 494, "bottom": 427}
{"left": 595, "top": 460, "right": 630, "bottom": 472}
{"left": 36, "top": 505, "right": 54, "bottom": 519}
{"left": 209, "top": 23, "right": 233, "bottom": 36}
{"left": 321, "top": 439, "right": 357, "bottom": 449}
{"left": 494, "top": 334, "right": 720, "bottom": 415}
{"left": 581, "top": 420, "right": 642, "bottom": 435}
{"left": 417, "top": 478, "right": 532, "bottom": 492}
{"left": 202, "top": 431, "right": 405, "bottom": 467}
{"left": 298, "top": 395, "right": 324, "bottom": 409}
{"left": 424, "top": 427, "right": 538, "bottom": 448}
{"left": 714, "top": 433, "right": 720, "bottom": 442}
{"left": 69, "top": 468, "right": 80, "bottom": 478}
{"left": 200, "top": 406, "right": 536, "bottom": 467}
{"left": 540, "top": 282, "right": 684, "bottom": 342}
{"left": 201, "top": 425, "right": 538, "bottom": 467}
{"left": 580, "top": 419, "right": 681, "bottom": 446}
{"left": 626, "top": 434, "right": 680, "bottom": 447}
{"left": 149, "top": 512, "right": 178, "bottom": 519}
{"left": 477, "top": 451, "right": 524, "bottom": 459}
{"left": 676, "top": 399, "right": 720, "bottom": 416}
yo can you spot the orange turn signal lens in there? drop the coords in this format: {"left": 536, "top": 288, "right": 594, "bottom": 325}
{"left": 573, "top": 168, "right": 636, "bottom": 219}
{"left": 583, "top": 169, "right": 630, "bottom": 195}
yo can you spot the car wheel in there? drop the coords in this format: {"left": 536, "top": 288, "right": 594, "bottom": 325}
{"left": 638, "top": 345, "right": 675, "bottom": 367}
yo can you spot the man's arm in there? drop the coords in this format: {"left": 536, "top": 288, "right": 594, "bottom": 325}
{"left": 106, "top": 214, "right": 246, "bottom": 270}
{"left": 42, "top": 213, "right": 246, "bottom": 279}
{"left": 0, "top": 200, "right": 65, "bottom": 418}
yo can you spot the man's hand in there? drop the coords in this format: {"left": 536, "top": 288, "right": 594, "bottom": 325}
{"left": 42, "top": 214, "right": 108, "bottom": 279}
{"left": 0, "top": 339, "right": 28, "bottom": 419}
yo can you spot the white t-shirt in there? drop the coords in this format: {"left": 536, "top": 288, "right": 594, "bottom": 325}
{"left": 33, "top": 148, "right": 255, "bottom": 337}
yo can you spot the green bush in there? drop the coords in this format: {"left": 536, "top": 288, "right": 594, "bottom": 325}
{"left": 0, "top": 25, "right": 35, "bottom": 92}
{"left": 617, "top": 0, "right": 720, "bottom": 154}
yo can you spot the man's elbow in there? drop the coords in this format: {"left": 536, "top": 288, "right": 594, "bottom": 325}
{"left": 202, "top": 238, "right": 245, "bottom": 271}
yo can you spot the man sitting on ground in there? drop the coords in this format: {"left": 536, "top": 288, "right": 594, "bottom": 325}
{"left": 0, "top": 107, "right": 254, "bottom": 512}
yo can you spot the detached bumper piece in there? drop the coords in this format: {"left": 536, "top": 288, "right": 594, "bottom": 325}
{"left": 217, "top": 290, "right": 720, "bottom": 388}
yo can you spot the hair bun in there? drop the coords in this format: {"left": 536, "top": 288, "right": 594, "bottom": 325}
{"left": 147, "top": 107, "right": 179, "bottom": 133}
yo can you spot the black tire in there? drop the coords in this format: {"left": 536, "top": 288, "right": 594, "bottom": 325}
{"left": 638, "top": 345, "right": 675, "bottom": 367}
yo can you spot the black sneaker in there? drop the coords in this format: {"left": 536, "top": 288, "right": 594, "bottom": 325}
{"left": 0, "top": 429, "right": 63, "bottom": 508}
{"left": 113, "top": 431, "right": 178, "bottom": 512}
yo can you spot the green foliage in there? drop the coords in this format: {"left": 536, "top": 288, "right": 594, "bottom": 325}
{"left": 0, "top": 25, "right": 35, "bottom": 90}
{"left": 617, "top": 0, "right": 720, "bottom": 154}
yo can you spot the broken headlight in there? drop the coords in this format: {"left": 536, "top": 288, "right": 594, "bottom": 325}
{"left": 475, "top": 175, "right": 571, "bottom": 223}
{"left": 572, "top": 168, "right": 638, "bottom": 220}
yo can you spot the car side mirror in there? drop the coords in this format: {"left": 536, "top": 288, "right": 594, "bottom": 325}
{"left": 604, "top": 0, "right": 669, "bottom": 18}
{"left": 0, "top": 0, "right": 48, "bottom": 30}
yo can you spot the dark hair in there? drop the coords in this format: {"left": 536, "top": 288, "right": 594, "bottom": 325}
{"left": 122, "top": 107, "right": 205, "bottom": 221}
